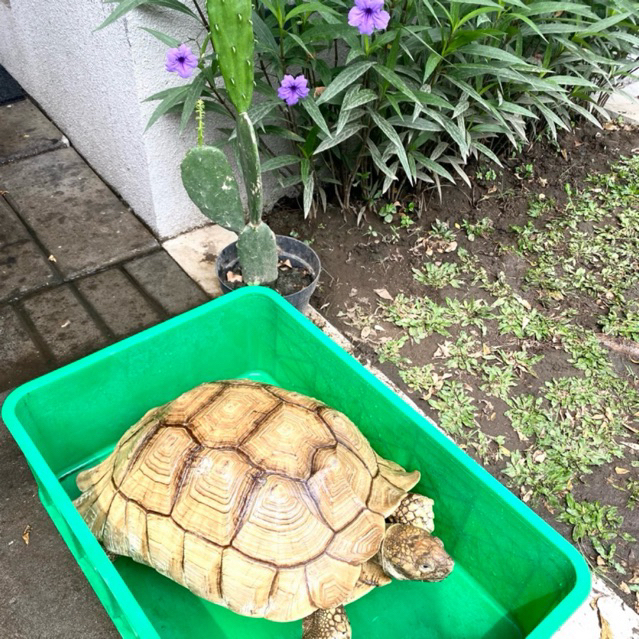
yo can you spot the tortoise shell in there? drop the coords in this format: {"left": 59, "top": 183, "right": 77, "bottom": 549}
{"left": 74, "top": 380, "right": 420, "bottom": 622}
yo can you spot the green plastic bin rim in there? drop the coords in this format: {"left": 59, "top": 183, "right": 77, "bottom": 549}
{"left": 1, "top": 286, "right": 591, "bottom": 639}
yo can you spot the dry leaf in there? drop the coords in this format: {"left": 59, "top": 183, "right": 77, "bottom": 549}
{"left": 360, "top": 327, "right": 371, "bottom": 339}
{"left": 22, "top": 525, "right": 31, "bottom": 545}
{"left": 374, "top": 288, "right": 393, "bottom": 301}
{"left": 226, "top": 271, "right": 243, "bottom": 283}
{"left": 487, "top": 185, "right": 497, "bottom": 194}
{"left": 48, "top": 254, "right": 57, "bottom": 262}
{"left": 598, "top": 611, "right": 613, "bottom": 639}
{"left": 313, "top": 87, "right": 326, "bottom": 98}
{"left": 60, "top": 320, "right": 71, "bottom": 329}
{"left": 615, "top": 467, "right": 630, "bottom": 475}
{"left": 349, "top": 288, "right": 358, "bottom": 297}
{"left": 603, "top": 121, "right": 619, "bottom": 131}
{"left": 620, "top": 581, "right": 631, "bottom": 595}
{"left": 596, "top": 555, "right": 606, "bottom": 566}
{"left": 532, "top": 450, "right": 547, "bottom": 464}
{"left": 538, "top": 178, "right": 548, "bottom": 187}
{"left": 279, "top": 259, "right": 293, "bottom": 269}
{"left": 561, "top": 148, "right": 568, "bottom": 161}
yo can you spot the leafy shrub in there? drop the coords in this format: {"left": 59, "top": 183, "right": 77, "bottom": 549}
{"left": 103, "top": 0, "right": 639, "bottom": 214}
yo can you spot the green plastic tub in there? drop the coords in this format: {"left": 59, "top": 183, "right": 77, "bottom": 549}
{"left": 2, "top": 287, "right": 589, "bottom": 639}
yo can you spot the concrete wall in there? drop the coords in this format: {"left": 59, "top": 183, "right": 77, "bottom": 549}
{"left": 0, "top": 0, "right": 286, "bottom": 238}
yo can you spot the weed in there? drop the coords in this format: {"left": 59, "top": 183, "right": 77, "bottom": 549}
{"left": 557, "top": 495, "right": 623, "bottom": 543}
{"left": 461, "top": 217, "right": 493, "bottom": 241}
{"left": 378, "top": 336, "right": 411, "bottom": 366}
{"left": 428, "top": 380, "right": 476, "bottom": 436}
{"left": 413, "top": 262, "right": 463, "bottom": 289}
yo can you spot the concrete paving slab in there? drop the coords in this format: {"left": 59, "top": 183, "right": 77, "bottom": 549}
{"left": 608, "top": 76, "right": 639, "bottom": 125}
{"left": 0, "top": 100, "right": 67, "bottom": 165}
{"left": 21, "top": 285, "right": 108, "bottom": 364}
{"left": 0, "top": 197, "right": 29, "bottom": 247}
{"left": 124, "top": 250, "right": 209, "bottom": 316}
{"left": 0, "top": 306, "right": 48, "bottom": 392}
{"left": 0, "top": 239, "right": 60, "bottom": 303}
{"left": 0, "top": 392, "right": 117, "bottom": 639}
{"left": 76, "top": 268, "right": 164, "bottom": 338}
{"left": 0, "top": 147, "right": 158, "bottom": 278}
{"left": 162, "top": 224, "right": 238, "bottom": 297}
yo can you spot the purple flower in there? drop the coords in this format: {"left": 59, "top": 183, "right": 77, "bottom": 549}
{"left": 348, "top": 0, "right": 390, "bottom": 35}
{"left": 165, "top": 44, "right": 199, "bottom": 79}
{"left": 277, "top": 74, "right": 310, "bottom": 106}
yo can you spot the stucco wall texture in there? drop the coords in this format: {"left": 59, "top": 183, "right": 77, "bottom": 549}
{"left": 0, "top": 0, "right": 286, "bottom": 239}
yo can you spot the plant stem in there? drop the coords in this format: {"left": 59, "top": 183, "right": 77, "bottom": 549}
{"left": 192, "top": 0, "right": 209, "bottom": 28}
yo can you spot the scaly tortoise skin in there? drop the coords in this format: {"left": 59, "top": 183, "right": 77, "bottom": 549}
{"left": 73, "top": 380, "right": 431, "bottom": 624}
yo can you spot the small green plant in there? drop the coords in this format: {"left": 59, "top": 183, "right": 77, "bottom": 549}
{"left": 475, "top": 167, "right": 497, "bottom": 182}
{"left": 378, "top": 202, "right": 396, "bottom": 224}
{"left": 515, "top": 163, "right": 534, "bottom": 180}
{"left": 413, "top": 262, "right": 463, "bottom": 289}
{"left": 399, "top": 214, "right": 414, "bottom": 229}
{"left": 557, "top": 495, "right": 623, "bottom": 543}
{"left": 461, "top": 218, "right": 493, "bottom": 242}
{"left": 428, "top": 380, "right": 477, "bottom": 436}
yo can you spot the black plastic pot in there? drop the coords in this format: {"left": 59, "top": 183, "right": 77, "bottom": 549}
{"left": 216, "top": 235, "right": 321, "bottom": 311}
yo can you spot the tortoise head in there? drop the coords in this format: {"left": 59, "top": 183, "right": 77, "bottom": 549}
{"left": 380, "top": 524, "right": 454, "bottom": 582}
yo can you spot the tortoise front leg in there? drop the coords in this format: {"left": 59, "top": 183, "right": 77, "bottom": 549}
{"left": 302, "top": 605, "right": 351, "bottom": 639}
{"left": 388, "top": 492, "right": 435, "bottom": 532}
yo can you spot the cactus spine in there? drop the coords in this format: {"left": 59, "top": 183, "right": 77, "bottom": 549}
{"left": 180, "top": 0, "right": 279, "bottom": 286}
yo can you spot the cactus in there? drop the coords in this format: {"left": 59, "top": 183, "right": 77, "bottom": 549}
{"left": 181, "top": 146, "right": 245, "bottom": 234}
{"left": 206, "top": 0, "right": 254, "bottom": 114}
{"left": 237, "top": 222, "right": 279, "bottom": 285}
{"left": 181, "top": 2, "right": 279, "bottom": 286}
{"left": 236, "top": 112, "right": 262, "bottom": 226}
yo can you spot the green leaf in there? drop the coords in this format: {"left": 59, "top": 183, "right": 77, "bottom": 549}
{"left": 300, "top": 158, "right": 315, "bottom": 218}
{"left": 139, "top": 27, "right": 180, "bottom": 47}
{"left": 179, "top": 73, "right": 207, "bottom": 133}
{"left": 252, "top": 10, "right": 278, "bottom": 55}
{"left": 301, "top": 98, "right": 331, "bottom": 138}
{"left": 144, "top": 85, "right": 191, "bottom": 103}
{"left": 413, "top": 152, "right": 455, "bottom": 183}
{"left": 368, "top": 110, "right": 413, "bottom": 184}
{"left": 367, "top": 139, "right": 398, "bottom": 182}
{"left": 458, "top": 44, "right": 538, "bottom": 69}
{"left": 551, "top": 75, "right": 598, "bottom": 88}
{"left": 145, "top": 85, "right": 190, "bottom": 131}
{"left": 285, "top": 1, "right": 340, "bottom": 22}
{"left": 522, "top": 2, "right": 597, "bottom": 18}
{"left": 473, "top": 141, "right": 503, "bottom": 166}
{"left": 316, "top": 61, "right": 376, "bottom": 105}
{"left": 578, "top": 12, "right": 632, "bottom": 36}
{"left": 261, "top": 155, "right": 301, "bottom": 173}
{"left": 342, "top": 86, "right": 377, "bottom": 111}
{"left": 261, "top": 125, "right": 306, "bottom": 143}
{"left": 248, "top": 100, "right": 279, "bottom": 125}
{"left": 373, "top": 65, "right": 421, "bottom": 104}
{"left": 97, "top": 0, "right": 147, "bottom": 30}
{"left": 313, "top": 123, "right": 364, "bottom": 154}
{"left": 97, "top": 0, "right": 198, "bottom": 30}
{"left": 387, "top": 116, "right": 442, "bottom": 132}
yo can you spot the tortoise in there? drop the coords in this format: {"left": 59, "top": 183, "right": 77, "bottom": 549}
{"left": 74, "top": 380, "right": 453, "bottom": 638}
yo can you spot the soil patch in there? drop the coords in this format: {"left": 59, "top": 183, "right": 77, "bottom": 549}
{"left": 267, "top": 121, "right": 639, "bottom": 608}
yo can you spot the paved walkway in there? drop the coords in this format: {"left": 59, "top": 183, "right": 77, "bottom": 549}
{"left": 0, "top": 97, "right": 210, "bottom": 637}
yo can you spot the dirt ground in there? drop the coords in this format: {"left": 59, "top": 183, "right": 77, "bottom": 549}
{"left": 268, "top": 122, "right": 639, "bottom": 607}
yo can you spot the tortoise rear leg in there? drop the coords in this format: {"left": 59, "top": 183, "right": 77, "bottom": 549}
{"left": 302, "top": 605, "right": 351, "bottom": 639}
{"left": 388, "top": 492, "right": 435, "bottom": 532}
